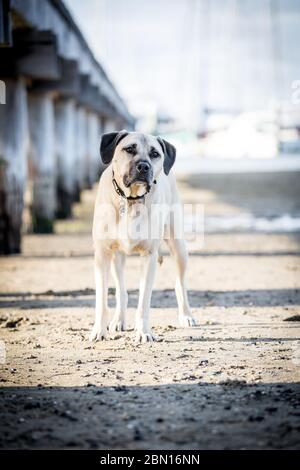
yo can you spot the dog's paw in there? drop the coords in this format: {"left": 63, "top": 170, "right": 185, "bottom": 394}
{"left": 178, "top": 314, "right": 196, "bottom": 327}
{"left": 135, "top": 329, "right": 156, "bottom": 344}
{"left": 109, "top": 317, "right": 126, "bottom": 333}
{"left": 89, "top": 324, "right": 108, "bottom": 342}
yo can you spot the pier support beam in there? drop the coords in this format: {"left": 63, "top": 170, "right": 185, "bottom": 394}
{"left": 28, "top": 91, "right": 56, "bottom": 233}
{"left": 97, "top": 116, "right": 104, "bottom": 178}
{"left": 55, "top": 98, "right": 76, "bottom": 218}
{"left": 0, "top": 78, "right": 29, "bottom": 254}
{"left": 103, "top": 117, "right": 117, "bottom": 133}
{"left": 87, "top": 112, "right": 101, "bottom": 184}
{"left": 75, "top": 106, "right": 89, "bottom": 197}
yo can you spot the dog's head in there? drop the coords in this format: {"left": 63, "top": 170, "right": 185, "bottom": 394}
{"left": 100, "top": 131, "right": 176, "bottom": 197}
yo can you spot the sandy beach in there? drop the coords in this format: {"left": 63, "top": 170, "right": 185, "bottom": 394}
{"left": 0, "top": 171, "right": 300, "bottom": 449}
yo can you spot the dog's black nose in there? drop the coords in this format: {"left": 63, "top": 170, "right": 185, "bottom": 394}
{"left": 136, "top": 161, "right": 151, "bottom": 174}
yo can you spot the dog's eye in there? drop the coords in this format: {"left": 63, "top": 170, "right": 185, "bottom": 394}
{"left": 124, "top": 146, "right": 134, "bottom": 154}
{"left": 150, "top": 150, "right": 160, "bottom": 159}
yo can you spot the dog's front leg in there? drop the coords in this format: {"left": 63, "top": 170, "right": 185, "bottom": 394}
{"left": 89, "top": 249, "right": 111, "bottom": 341}
{"left": 135, "top": 250, "right": 157, "bottom": 343}
{"left": 109, "top": 252, "right": 127, "bottom": 333}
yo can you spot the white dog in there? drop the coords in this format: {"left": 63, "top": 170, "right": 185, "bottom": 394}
{"left": 90, "top": 131, "right": 195, "bottom": 343}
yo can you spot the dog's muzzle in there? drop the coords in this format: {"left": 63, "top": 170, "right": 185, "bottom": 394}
{"left": 113, "top": 160, "right": 156, "bottom": 201}
{"left": 123, "top": 160, "right": 153, "bottom": 190}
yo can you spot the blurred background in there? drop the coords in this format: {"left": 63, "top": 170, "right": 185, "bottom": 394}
{"left": 1, "top": 0, "right": 300, "bottom": 254}
{"left": 67, "top": 0, "right": 300, "bottom": 159}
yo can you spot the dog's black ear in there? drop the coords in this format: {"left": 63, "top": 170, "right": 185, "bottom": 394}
{"left": 157, "top": 137, "right": 176, "bottom": 175}
{"left": 100, "top": 130, "right": 128, "bottom": 164}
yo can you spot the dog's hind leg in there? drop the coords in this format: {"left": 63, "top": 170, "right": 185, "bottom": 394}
{"left": 89, "top": 249, "right": 111, "bottom": 341}
{"left": 109, "top": 251, "right": 128, "bottom": 333}
{"left": 166, "top": 237, "right": 196, "bottom": 327}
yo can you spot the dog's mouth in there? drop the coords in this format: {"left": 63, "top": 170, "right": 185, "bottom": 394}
{"left": 123, "top": 175, "right": 152, "bottom": 189}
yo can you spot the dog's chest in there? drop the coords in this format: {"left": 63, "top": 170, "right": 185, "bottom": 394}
{"left": 111, "top": 207, "right": 153, "bottom": 256}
